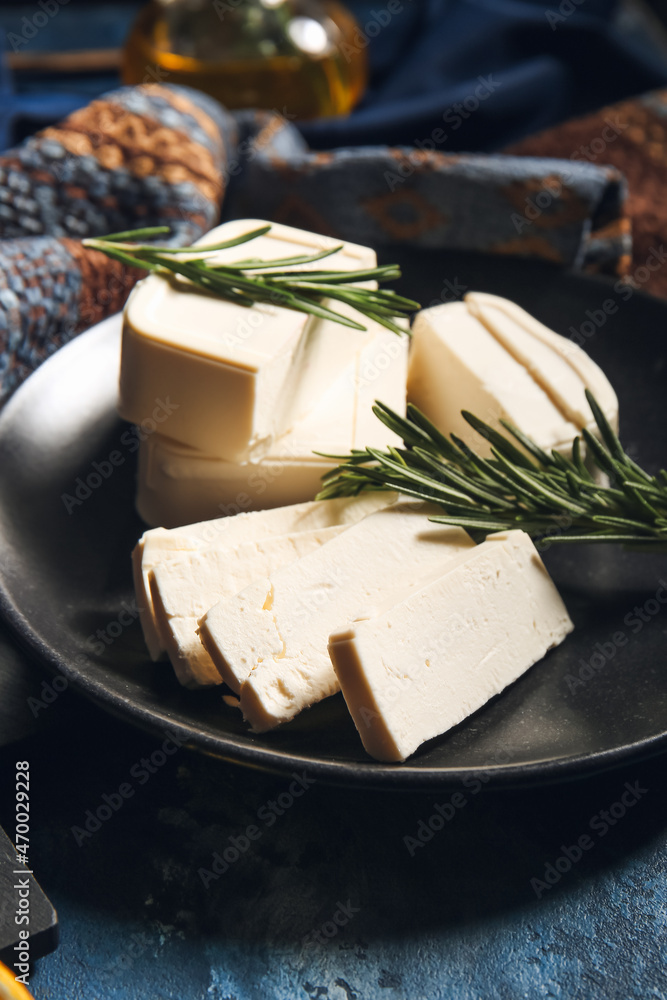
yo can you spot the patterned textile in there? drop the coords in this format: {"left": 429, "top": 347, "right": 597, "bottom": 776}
{"left": 0, "top": 84, "right": 234, "bottom": 404}
{"left": 230, "top": 109, "right": 628, "bottom": 273}
{"left": 0, "top": 238, "right": 143, "bottom": 401}
{"left": 0, "top": 84, "right": 633, "bottom": 404}
{"left": 506, "top": 90, "right": 667, "bottom": 297}
{"left": 0, "top": 84, "right": 234, "bottom": 243}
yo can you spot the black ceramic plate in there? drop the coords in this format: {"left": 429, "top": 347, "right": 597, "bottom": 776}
{"left": 1, "top": 250, "right": 667, "bottom": 789}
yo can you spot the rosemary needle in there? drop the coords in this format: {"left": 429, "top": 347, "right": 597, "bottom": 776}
{"left": 83, "top": 226, "right": 419, "bottom": 336}
{"left": 317, "top": 391, "right": 667, "bottom": 548}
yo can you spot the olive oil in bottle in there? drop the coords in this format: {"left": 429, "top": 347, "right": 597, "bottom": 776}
{"left": 122, "top": 0, "right": 367, "bottom": 119}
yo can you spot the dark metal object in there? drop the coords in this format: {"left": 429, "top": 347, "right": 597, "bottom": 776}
{"left": 0, "top": 824, "right": 58, "bottom": 967}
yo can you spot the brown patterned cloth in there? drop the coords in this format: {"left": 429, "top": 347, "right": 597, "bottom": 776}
{"left": 228, "top": 107, "right": 629, "bottom": 279}
{"left": 506, "top": 90, "right": 667, "bottom": 297}
{"left": 3, "top": 85, "right": 655, "bottom": 405}
{"left": 0, "top": 84, "right": 234, "bottom": 403}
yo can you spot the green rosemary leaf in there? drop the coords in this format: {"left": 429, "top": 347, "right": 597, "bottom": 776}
{"left": 571, "top": 436, "right": 593, "bottom": 481}
{"left": 584, "top": 389, "right": 625, "bottom": 462}
{"left": 96, "top": 226, "right": 171, "bottom": 242}
{"left": 411, "top": 447, "right": 517, "bottom": 510}
{"left": 544, "top": 533, "right": 667, "bottom": 546}
{"left": 428, "top": 515, "right": 512, "bottom": 532}
{"left": 461, "top": 411, "right": 538, "bottom": 470}
{"left": 406, "top": 405, "right": 471, "bottom": 463}
{"left": 207, "top": 246, "right": 342, "bottom": 270}
{"left": 491, "top": 452, "right": 589, "bottom": 515}
{"left": 372, "top": 403, "right": 438, "bottom": 451}
{"left": 498, "top": 420, "right": 556, "bottom": 467}
{"left": 84, "top": 225, "right": 416, "bottom": 333}
{"left": 318, "top": 394, "right": 667, "bottom": 548}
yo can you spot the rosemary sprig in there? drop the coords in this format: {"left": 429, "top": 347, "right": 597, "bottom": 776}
{"left": 317, "top": 390, "right": 667, "bottom": 547}
{"left": 83, "top": 226, "right": 419, "bottom": 336}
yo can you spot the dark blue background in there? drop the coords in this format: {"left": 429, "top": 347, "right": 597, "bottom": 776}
{"left": 3, "top": 0, "right": 667, "bottom": 152}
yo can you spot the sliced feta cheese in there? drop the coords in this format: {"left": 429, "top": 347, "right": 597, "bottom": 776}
{"left": 133, "top": 493, "right": 395, "bottom": 661}
{"left": 164, "top": 615, "right": 223, "bottom": 688}
{"left": 198, "top": 502, "right": 474, "bottom": 728}
{"left": 328, "top": 529, "right": 573, "bottom": 762}
{"left": 408, "top": 302, "right": 580, "bottom": 455}
{"left": 408, "top": 296, "right": 618, "bottom": 459}
{"left": 152, "top": 525, "right": 346, "bottom": 687}
{"left": 464, "top": 292, "right": 619, "bottom": 432}
{"left": 135, "top": 324, "right": 408, "bottom": 527}
{"left": 133, "top": 525, "right": 220, "bottom": 662}
{"left": 119, "top": 219, "right": 378, "bottom": 462}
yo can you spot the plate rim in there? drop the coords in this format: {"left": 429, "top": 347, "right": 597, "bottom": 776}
{"left": 3, "top": 577, "right": 667, "bottom": 789}
{"left": 2, "top": 276, "right": 667, "bottom": 790}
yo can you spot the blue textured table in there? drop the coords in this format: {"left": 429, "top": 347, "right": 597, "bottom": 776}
{"left": 0, "top": 3, "right": 666, "bottom": 996}
{"left": 0, "top": 659, "right": 665, "bottom": 1000}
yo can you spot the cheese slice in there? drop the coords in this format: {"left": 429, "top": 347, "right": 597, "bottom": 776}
{"left": 329, "top": 529, "right": 573, "bottom": 762}
{"left": 151, "top": 525, "right": 346, "bottom": 688}
{"left": 198, "top": 503, "right": 474, "bottom": 728}
{"left": 408, "top": 296, "right": 618, "bottom": 460}
{"left": 135, "top": 324, "right": 408, "bottom": 528}
{"left": 408, "top": 302, "right": 580, "bottom": 454}
{"left": 464, "top": 292, "right": 619, "bottom": 432}
{"left": 119, "top": 219, "right": 377, "bottom": 462}
{"left": 133, "top": 493, "right": 395, "bottom": 661}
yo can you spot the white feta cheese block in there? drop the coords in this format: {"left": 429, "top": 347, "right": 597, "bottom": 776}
{"left": 152, "top": 525, "right": 346, "bottom": 688}
{"left": 464, "top": 292, "right": 619, "bottom": 433}
{"left": 198, "top": 502, "right": 474, "bottom": 728}
{"left": 407, "top": 295, "right": 618, "bottom": 461}
{"left": 133, "top": 525, "right": 220, "bottom": 662}
{"left": 135, "top": 324, "right": 408, "bottom": 528}
{"left": 119, "top": 219, "right": 378, "bottom": 462}
{"left": 133, "top": 493, "right": 395, "bottom": 661}
{"left": 328, "top": 529, "right": 574, "bottom": 762}
{"left": 408, "top": 301, "right": 579, "bottom": 455}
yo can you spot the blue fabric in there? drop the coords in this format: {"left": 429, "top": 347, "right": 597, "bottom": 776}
{"left": 301, "top": 0, "right": 667, "bottom": 150}
{"left": 230, "top": 112, "right": 628, "bottom": 267}
{"left": 0, "top": 84, "right": 234, "bottom": 403}
{"left": 2, "top": 1, "right": 667, "bottom": 155}
{"left": 0, "top": 86, "right": 631, "bottom": 403}
{"left": 0, "top": 29, "right": 88, "bottom": 154}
